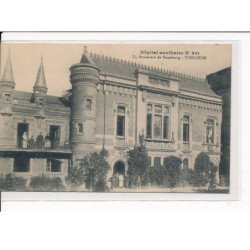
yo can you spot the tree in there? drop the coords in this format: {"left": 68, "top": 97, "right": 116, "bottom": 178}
{"left": 127, "top": 135, "right": 150, "bottom": 184}
{"left": 80, "top": 148, "right": 110, "bottom": 191}
{"left": 164, "top": 156, "right": 182, "bottom": 188}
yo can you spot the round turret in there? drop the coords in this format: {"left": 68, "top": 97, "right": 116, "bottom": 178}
{"left": 70, "top": 47, "right": 100, "bottom": 160}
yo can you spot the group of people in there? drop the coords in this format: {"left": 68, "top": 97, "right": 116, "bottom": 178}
{"left": 21, "top": 132, "right": 60, "bottom": 149}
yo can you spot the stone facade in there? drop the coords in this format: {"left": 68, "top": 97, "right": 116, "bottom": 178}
{"left": 0, "top": 47, "right": 223, "bottom": 181}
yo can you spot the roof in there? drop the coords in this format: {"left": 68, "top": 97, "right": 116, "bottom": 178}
{"left": 91, "top": 55, "right": 219, "bottom": 97}
{"left": 1, "top": 53, "right": 14, "bottom": 83}
{"left": 34, "top": 57, "right": 47, "bottom": 89}
{"left": 13, "top": 91, "right": 69, "bottom": 109}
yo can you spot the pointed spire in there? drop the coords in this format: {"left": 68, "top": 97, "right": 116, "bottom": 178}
{"left": 2, "top": 50, "right": 14, "bottom": 83}
{"left": 80, "top": 45, "right": 97, "bottom": 67}
{"left": 33, "top": 56, "right": 47, "bottom": 94}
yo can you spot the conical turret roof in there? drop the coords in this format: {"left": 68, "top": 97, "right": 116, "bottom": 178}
{"left": 2, "top": 51, "right": 14, "bottom": 83}
{"left": 34, "top": 56, "right": 47, "bottom": 89}
{"left": 80, "top": 46, "right": 97, "bottom": 67}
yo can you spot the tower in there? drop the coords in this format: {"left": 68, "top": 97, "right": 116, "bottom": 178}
{"left": 0, "top": 51, "right": 15, "bottom": 116}
{"left": 70, "top": 46, "right": 99, "bottom": 161}
{"left": 33, "top": 56, "right": 47, "bottom": 107}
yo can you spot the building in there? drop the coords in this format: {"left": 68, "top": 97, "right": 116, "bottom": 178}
{"left": 207, "top": 67, "right": 231, "bottom": 184}
{"left": 0, "top": 47, "right": 223, "bottom": 181}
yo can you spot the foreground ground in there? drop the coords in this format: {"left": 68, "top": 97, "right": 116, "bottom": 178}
{"left": 111, "top": 185, "right": 229, "bottom": 193}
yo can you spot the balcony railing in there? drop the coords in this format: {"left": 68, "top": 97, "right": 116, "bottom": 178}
{"left": 0, "top": 138, "right": 71, "bottom": 152}
{"left": 144, "top": 139, "right": 175, "bottom": 151}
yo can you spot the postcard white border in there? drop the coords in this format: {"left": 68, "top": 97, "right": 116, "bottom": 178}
{"left": 0, "top": 32, "right": 240, "bottom": 201}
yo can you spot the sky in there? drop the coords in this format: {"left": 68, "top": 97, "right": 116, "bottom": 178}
{"left": 0, "top": 43, "right": 232, "bottom": 96}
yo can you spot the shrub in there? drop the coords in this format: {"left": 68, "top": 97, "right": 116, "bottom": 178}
{"left": 0, "top": 174, "right": 27, "bottom": 191}
{"left": 194, "top": 152, "right": 210, "bottom": 186}
{"left": 164, "top": 156, "right": 182, "bottom": 188}
{"left": 65, "top": 165, "right": 85, "bottom": 188}
{"left": 29, "top": 175, "right": 65, "bottom": 191}
{"left": 148, "top": 166, "right": 165, "bottom": 186}
{"left": 194, "top": 152, "right": 219, "bottom": 187}
{"left": 127, "top": 135, "right": 150, "bottom": 182}
{"left": 179, "top": 168, "right": 196, "bottom": 187}
{"left": 208, "top": 163, "right": 218, "bottom": 190}
{"left": 94, "top": 178, "right": 106, "bottom": 192}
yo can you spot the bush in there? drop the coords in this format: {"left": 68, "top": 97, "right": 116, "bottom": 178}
{"left": 94, "top": 178, "right": 106, "bottom": 192}
{"left": 65, "top": 165, "right": 85, "bottom": 188}
{"left": 148, "top": 166, "right": 165, "bottom": 186}
{"left": 194, "top": 152, "right": 210, "bottom": 186}
{"left": 208, "top": 163, "right": 218, "bottom": 190}
{"left": 0, "top": 174, "right": 27, "bottom": 191}
{"left": 179, "top": 169, "right": 195, "bottom": 187}
{"left": 127, "top": 135, "right": 150, "bottom": 181}
{"left": 29, "top": 175, "right": 65, "bottom": 191}
{"left": 194, "top": 153, "right": 219, "bottom": 188}
{"left": 164, "top": 156, "right": 182, "bottom": 188}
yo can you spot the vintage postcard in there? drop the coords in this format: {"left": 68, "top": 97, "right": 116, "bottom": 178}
{"left": 0, "top": 40, "right": 236, "bottom": 199}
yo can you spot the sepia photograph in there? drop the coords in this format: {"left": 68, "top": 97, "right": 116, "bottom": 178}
{"left": 0, "top": 43, "right": 232, "bottom": 194}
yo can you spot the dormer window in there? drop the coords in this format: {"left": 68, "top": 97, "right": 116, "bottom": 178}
{"left": 4, "top": 93, "right": 11, "bottom": 103}
{"left": 37, "top": 97, "right": 45, "bottom": 107}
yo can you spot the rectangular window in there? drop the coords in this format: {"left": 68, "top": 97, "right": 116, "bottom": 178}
{"left": 146, "top": 114, "right": 152, "bottom": 138}
{"left": 183, "top": 115, "right": 190, "bottom": 142}
{"left": 147, "top": 103, "right": 170, "bottom": 140}
{"left": 14, "top": 154, "right": 30, "bottom": 172}
{"left": 117, "top": 115, "right": 125, "bottom": 137}
{"left": 46, "top": 159, "right": 61, "bottom": 172}
{"left": 154, "top": 115, "right": 162, "bottom": 139}
{"left": 163, "top": 116, "right": 169, "bottom": 139}
{"left": 117, "top": 105, "right": 125, "bottom": 137}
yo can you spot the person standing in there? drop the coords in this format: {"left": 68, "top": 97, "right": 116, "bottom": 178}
{"left": 118, "top": 174, "right": 124, "bottom": 188}
{"left": 22, "top": 132, "right": 28, "bottom": 148}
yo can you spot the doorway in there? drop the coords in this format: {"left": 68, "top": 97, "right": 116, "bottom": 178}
{"left": 49, "top": 125, "right": 60, "bottom": 149}
{"left": 113, "top": 161, "right": 125, "bottom": 175}
{"left": 17, "top": 123, "right": 29, "bottom": 148}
